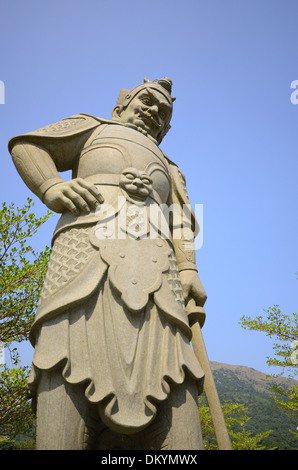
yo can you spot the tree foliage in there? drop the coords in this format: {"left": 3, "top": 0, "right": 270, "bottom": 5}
{"left": 240, "top": 304, "right": 298, "bottom": 378}
{"left": 0, "top": 198, "right": 52, "bottom": 438}
{"left": 239, "top": 284, "right": 298, "bottom": 440}
{"left": 0, "top": 199, "right": 52, "bottom": 343}
{"left": 199, "top": 397, "right": 274, "bottom": 450}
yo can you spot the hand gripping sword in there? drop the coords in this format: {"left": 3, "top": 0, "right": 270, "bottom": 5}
{"left": 187, "top": 299, "right": 232, "bottom": 450}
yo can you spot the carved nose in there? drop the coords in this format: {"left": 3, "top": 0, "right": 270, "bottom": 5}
{"left": 134, "top": 177, "right": 143, "bottom": 186}
{"left": 149, "top": 104, "right": 158, "bottom": 116}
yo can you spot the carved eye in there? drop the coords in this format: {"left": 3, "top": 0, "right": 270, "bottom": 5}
{"left": 140, "top": 96, "right": 151, "bottom": 106}
{"left": 141, "top": 178, "right": 151, "bottom": 185}
{"left": 124, "top": 172, "right": 135, "bottom": 180}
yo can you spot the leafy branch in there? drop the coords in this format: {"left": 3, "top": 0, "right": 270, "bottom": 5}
{"left": 0, "top": 198, "right": 52, "bottom": 438}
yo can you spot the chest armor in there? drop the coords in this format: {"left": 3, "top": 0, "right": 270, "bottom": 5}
{"left": 76, "top": 123, "right": 171, "bottom": 204}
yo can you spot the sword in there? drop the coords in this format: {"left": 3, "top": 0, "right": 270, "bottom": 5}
{"left": 187, "top": 299, "right": 232, "bottom": 450}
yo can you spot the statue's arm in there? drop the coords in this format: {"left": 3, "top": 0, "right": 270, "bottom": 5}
{"left": 170, "top": 164, "right": 207, "bottom": 308}
{"left": 11, "top": 141, "right": 64, "bottom": 201}
{"left": 172, "top": 220, "right": 207, "bottom": 309}
{"left": 10, "top": 137, "right": 103, "bottom": 216}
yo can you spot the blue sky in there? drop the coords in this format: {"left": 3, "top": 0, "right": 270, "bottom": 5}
{"left": 1, "top": 0, "right": 297, "bottom": 376}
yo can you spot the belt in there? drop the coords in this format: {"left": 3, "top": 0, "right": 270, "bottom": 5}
{"left": 85, "top": 174, "right": 120, "bottom": 186}
{"left": 84, "top": 173, "right": 164, "bottom": 206}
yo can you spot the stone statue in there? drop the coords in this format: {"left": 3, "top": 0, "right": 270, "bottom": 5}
{"left": 8, "top": 77, "right": 208, "bottom": 450}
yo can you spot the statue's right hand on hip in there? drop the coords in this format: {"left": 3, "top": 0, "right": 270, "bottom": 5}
{"left": 43, "top": 178, "right": 104, "bottom": 216}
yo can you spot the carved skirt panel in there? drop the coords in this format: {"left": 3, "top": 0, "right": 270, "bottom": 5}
{"left": 29, "top": 224, "right": 204, "bottom": 433}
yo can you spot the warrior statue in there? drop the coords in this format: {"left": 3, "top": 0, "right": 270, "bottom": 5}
{"left": 8, "top": 77, "right": 207, "bottom": 450}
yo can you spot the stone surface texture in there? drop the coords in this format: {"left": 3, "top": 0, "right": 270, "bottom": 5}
{"left": 8, "top": 77, "right": 207, "bottom": 450}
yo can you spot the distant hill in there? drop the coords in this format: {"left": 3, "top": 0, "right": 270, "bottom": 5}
{"left": 209, "top": 362, "right": 298, "bottom": 449}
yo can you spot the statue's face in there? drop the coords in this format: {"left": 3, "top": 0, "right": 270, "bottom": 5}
{"left": 119, "top": 88, "right": 172, "bottom": 140}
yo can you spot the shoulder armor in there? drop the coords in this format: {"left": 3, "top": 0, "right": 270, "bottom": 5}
{"left": 8, "top": 113, "right": 102, "bottom": 153}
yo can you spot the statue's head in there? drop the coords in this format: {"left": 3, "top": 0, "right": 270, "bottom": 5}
{"left": 112, "top": 77, "right": 176, "bottom": 144}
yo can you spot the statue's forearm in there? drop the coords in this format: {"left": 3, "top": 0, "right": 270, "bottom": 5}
{"left": 10, "top": 142, "right": 64, "bottom": 201}
{"left": 173, "top": 236, "right": 198, "bottom": 272}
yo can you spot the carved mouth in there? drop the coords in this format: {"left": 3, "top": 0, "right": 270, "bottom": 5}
{"left": 126, "top": 184, "right": 149, "bottom": 195}
{"left": 127, "top": 193, "right": 147, "bottom": 201}
{"left": 139, "top": 112, "right": 161, "bottom": 130}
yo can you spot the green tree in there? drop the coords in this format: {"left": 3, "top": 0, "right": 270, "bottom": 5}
{"left": 240, "top": 289, "right": 298, "bottom": 439}
{"left": 199, "top": 397, "right": 274, "bottom": 450}
{"left": 0, "top": 198, "right": 52, "bottom": 438}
